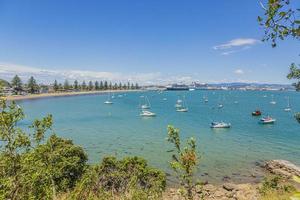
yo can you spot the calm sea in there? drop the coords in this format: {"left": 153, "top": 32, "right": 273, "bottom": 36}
{"left": 18, "top": 90, "right": 300, "bottom": 184}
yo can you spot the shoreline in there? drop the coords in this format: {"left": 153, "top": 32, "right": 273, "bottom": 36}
{"left": 2, "top": 89, "right": 141, "bottom": 101}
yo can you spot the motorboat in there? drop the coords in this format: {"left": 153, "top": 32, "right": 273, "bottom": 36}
{"left": 218, "top": 104, "right": 223, "bottom": 109}
{"left": 176, "top": 108, "right": 188, "bottom": 112}
{"left": 140, "top": 110, "right": 156, "bottom": 117}
{"left": 259, "top": 116, "right": 276, "bottom": 124}
{"left": 210, "top": 122, "right": 231, "bottom": 128}
{"left": 252, "top": 110, "right": 262, "bottom": 116}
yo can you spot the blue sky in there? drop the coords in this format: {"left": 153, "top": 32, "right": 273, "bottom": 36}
{"left": 0, "top": 0, "right": 299, "bottom": 84}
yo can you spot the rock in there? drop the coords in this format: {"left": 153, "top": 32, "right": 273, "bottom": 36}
{"left": 223, "top": 183, "right": 237, "bottom": 191}
{"left": 265, "top": 160, "right": 300, "bottom": 178}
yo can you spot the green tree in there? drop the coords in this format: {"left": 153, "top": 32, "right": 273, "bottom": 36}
{"left": 95, "top": 81, "right": 99, "bottom": 90}
{"left": 74, "top": 80, "right": 79, "bottom": 90}
{"left": 118, "top": 82, "right": 122, "bottom": 90}
{"left": 64, "top": 80, "right": 70, "bottom": 91}
{"left": 88, "top": 81, "right": 93, "bottom": 91}
{"left": 135, "top": 83, "right": 139, "bottom": 89}
{"left": 114, "top": 83, "right": 118, "bottom": 90}
{"left": 99, "top": 81, "right": 104, "bottom": 90}
{"left": 127, "top": 82, "right": 130, "bottom": 90}
{"left": 0, "top": 100, "right": 31, "bottom": 199}
{"left": 53, "top": 80, "right": 59, "bottom": 92}
{"left": 11, "top": 75, "right": 23, "bottom": 94}
{"left": 81, "top": 81, "right": 87, "bottom": 90}
{"left": 0, "top": 99, "right": 87, "bottom": 199}
{"left": 104, "top": 81, "right": 108, "bottom": 90}
{"left": 108, "top": 82, "right": 112, "bottom": 90}
{"left": 131, "top": 83, "right": 134, "bottom": 90}
{"left": 258, "top": 0, "right": 300, "bottom": 90}
{"left": 167, "top": 125, "right": 200, "bottom": 200}
{"left": 27, "top": 76, "right": 39, "bottom": 94}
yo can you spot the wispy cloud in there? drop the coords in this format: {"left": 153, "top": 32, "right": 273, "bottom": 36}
{"left": 213, "top": 38, "right": 260, "bottom": 55}
{"left": 214, "top": 38, "right": 259, "bottom": 50}
{"left": 234, "top": 69, "right": 244, "bottom": 75}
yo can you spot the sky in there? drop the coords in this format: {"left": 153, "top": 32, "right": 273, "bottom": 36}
{"left": 0, "top": 0, "right": 299, "bottom": 85}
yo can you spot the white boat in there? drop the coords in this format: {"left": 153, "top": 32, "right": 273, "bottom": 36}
{"left": 260, "top": 116, "right": 276, "bottom": 124}
{"left": 204, "top": 99, "right": 208, "bottom": 103}
{"left": 176, "top": 108, "right": 188, "bottom": 112}
{"left": 210, "top": 122, "right": 231, "bottom": 128}
{"left": 218, "top": 104, "right": 223, "bottom": 108}
{"left": 118, "top": 94, "right": 123, "bottom": 98}
{"left": 104, "top": 93, "right": 113, "bottom": 104}
{"left": 189, "top": 88, "right": 195, "bottom": 91}
{"left": 140, "top": 96, "right": 151, "bottom": 109}
{"left": 163, "top": 98, "right": 167, "bottom": 101}
{"left": 176, "top": 96, "right": 188, "bottom": 112}
{"left": 234, "top": 101, "right": 239, "bottom": 104}
{"left": 263, "top": 95, "right": 267, "bottom": 98}
{"left": 175, "top": 98, "right": 183, "bottom": 108}
{"left": 140, "top": 110, "right": 156, "bottom": 117}
{"left": 284, "top": 97, "right": 291, "bottom": 112}
{"left": 270, "top": 95, "right": 276, "bottom": 105}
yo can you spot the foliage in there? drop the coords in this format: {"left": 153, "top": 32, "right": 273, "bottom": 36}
{"left": 64, "top": 80, "right": 70, "bottom": 91}
{"left": 74, "top": 80, "right": 79, "bottom": 90}
{"left": 258, "top": 0, "right": 299, "bottom": 47}
{"left": 27, "top": 76, "right": 40, "bottom": 94}
{"left": 167, "top": 125, "right": 200, "bottom": 200}
{"left": 11, "top": 75, "right": 23, "bottom": 94}
{"left": 287, "top": 63, "right": 300, "bottom": 91}
{"left": 0, "top": 99, "right": 87, "bottom": 199}
{"left": 295, "top": 112, "right": 300, "bottom": 123}
{"left": 70, "top": 156, "right": 166, "bottom": 200}
{"left": 258, "top": 0, "right": 300, "bottom": 91}
{"left": 259, "top": 175, "right": 295, "bottom": 199}
{"left": 53, "top": 80, "right": 59, "bottom": 92}
{"left": 20, "top": 135, "right": 88, "bottom": 199}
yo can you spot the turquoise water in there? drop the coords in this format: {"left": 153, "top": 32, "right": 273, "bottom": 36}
{"left": 18, "top": 90, "right": 300, "bottom": 184}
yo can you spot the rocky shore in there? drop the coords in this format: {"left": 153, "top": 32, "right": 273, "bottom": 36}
{"left": 163, "top": 160, "right": 300, "bottom": 200}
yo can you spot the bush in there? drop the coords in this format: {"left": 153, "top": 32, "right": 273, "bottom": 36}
{"left": 70, "top": 156, "right": 166, "bottom": 200}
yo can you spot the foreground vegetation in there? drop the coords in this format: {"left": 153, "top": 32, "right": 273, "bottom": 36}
{"left": 0, "top": 99, "right": 165, "bottom": 200}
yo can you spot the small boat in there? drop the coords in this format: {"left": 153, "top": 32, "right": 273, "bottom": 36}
{"left": 252, "top": 110, "right": 262, "bottom": 116}
{"left": 259, "top": 116, "right": 276, "bottom": 124}
{"left": 140, "top": 96, "right": 151, "bottom": 109}
{"left": 176, "top": 96, "right": 188, "bottom": 112}
{"left": 284, "top": 96, "right": 291, "bottom": 112}
{"left": 270, "top": 95, "right": 276, "bottom": 105}
{"left": 234, "top": 101, "right": 239, "bottom": 104}
{"left": 104, "top": 93, "right": 113, "bottom": 104}
{"left": 210, "top": 122, "right": 231, "bottom": 128}
{"left": 204, "top": 99, "right": 208, "bottom": 103}
{"left": 218, "top": 104, "right": 223, "bottom": 109}
{"left": 140, "top": 110, "right": 156, "bottom": 117}
{"left": 176, "top": 108, "right": 188, "bottom": 112}
{"left": 263, "top": 95, "right": 267, "bottom": 98}
{"left": 163, "top": 98, "right": 167, "bottom": 101}
{"left": 189, "top": 88, "right": 195, "bottom": 91}
{"left": 118, "top": 94, "right": 123, "bottom": 98}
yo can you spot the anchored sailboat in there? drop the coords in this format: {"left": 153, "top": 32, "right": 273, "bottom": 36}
{"left": 176, "top": 96, "right": 188, "bottom": 112}
{"left": 140, "top": 96, "right": 151, "bottom": 109}
{"left": 284, "top": 96, "right": 291, "bottom": 112}
{"left": 270, "top": 95, "right": 276, "bottom": 105}
{"left": 104, "top": 92, "right": 113, "bottom": 104}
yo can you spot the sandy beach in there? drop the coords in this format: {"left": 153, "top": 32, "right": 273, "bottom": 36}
{"left": 2, "top": 90, "right": 141, "bottom": 101}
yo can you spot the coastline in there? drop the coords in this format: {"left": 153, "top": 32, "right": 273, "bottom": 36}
{"left": 2, "top": 89, "right": 141, "bottom": 101}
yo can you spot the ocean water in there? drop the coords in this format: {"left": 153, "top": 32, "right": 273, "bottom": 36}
{"left": 18, "top": 90, "right": 300, "bottom": 184}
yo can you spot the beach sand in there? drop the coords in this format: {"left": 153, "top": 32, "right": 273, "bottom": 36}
{"left": 2, "top": 90, "right": 141, "bottom": 101}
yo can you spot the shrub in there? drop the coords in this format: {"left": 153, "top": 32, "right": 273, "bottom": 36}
{"left": 70, "top": 156, "right": 166, "bottom": 200}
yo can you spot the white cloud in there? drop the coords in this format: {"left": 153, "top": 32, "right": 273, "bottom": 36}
{"left": 213, "top": 38, "right": 260, "bottom": 50}
{"left": 234, "top": 69, "right": 244, "bottom": 75}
